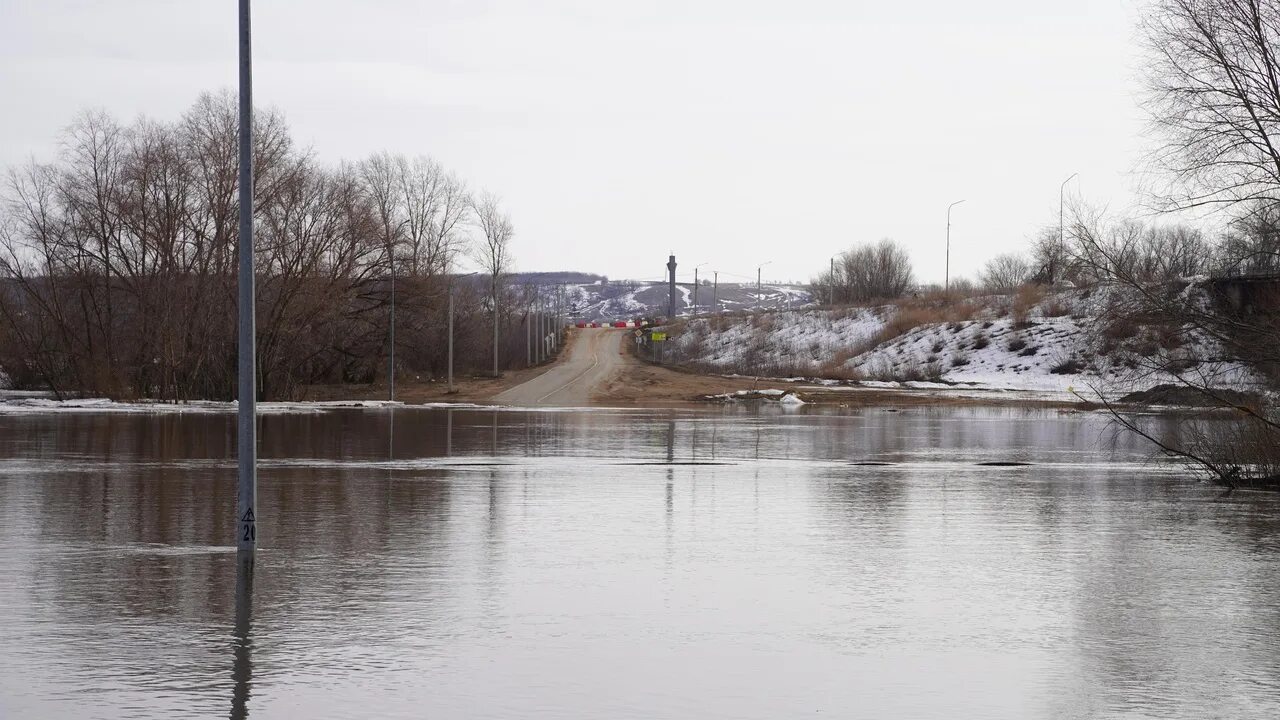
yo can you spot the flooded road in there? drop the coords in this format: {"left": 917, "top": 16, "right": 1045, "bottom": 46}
{"left": 2, "top": 406, "right": 1279, "bottom": 719}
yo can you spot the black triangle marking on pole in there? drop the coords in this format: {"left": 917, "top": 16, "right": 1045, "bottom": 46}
{"left": 241, "top": 507, "right": 255, "bottom": 523}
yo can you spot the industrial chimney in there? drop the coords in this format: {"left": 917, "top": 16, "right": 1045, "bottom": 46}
{"left": 666, "top": 254, "right": 677, "bottom": 319}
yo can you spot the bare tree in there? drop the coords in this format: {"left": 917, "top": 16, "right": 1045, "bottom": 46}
{"left": 0, "top": 95, "right": 521, "bottom": 400}
{"left": 471, "top": 191, "right": 514, "bottom": 376}
{"left": 1071, "top": 0, "right": 1280, "bottom": 490}
{"left": 979, "top": 253, "right": 1032, "bottom": 293}
{"left": 824, "top": 238, "right": 914, "bottom": 304}
{"left": 1066, "top": 203, "right": 1280, "bottom": 486}
{"left": 1218, "top": 202, "right": 1280, "bottom": 275}
{"left": 1143, "top": 0, "right": 1280, "bottom": 212}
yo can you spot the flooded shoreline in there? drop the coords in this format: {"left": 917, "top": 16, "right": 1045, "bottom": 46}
{"left": 3, "top": 406, "right": 1278, "bottom": 719}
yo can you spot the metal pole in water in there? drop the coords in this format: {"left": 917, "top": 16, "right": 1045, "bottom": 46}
{"left": 389, "top": 253, "right": 395, "bottom": 401}
{"left": 236, "top": 0, "right": 257, "bottom": 554}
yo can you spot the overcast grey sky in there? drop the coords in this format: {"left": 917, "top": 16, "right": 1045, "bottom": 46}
{"left": 1, "top": 0, "right": 1149, "bottom": 285}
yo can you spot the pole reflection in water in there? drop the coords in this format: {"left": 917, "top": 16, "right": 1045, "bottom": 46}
{"left": 230, "top": 553, "right": 255, "bottom": 720}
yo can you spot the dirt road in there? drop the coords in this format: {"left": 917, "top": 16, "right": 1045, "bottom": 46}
{"left": 494, "top": 328, "right": 627, "bottom": 406}
{"left": 310, "top": 327, "right": 1086, "bottom": 409}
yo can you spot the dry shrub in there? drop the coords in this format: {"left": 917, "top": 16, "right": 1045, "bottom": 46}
{"left": 751, "top": 313, "right": 776, "bottom": 331}
{"left": 1042, "top": 298, "right": 1071, "bottom": 317}
{"left": 1012, "top": 284, "right": 1047, "bottom": 325}
{"left": 874, "top": 298, "right": 978, "bottom": 345}
{"left": 1102, "top": 315, "right": 1139, "bottom": 340}
{"left": 1155, "top": 322, "right": 1185, "bottom": 350}
{"left": 861, "top": 357, "right": 943, "bottom": 383}
{"left": 816, "top": 359, "right": 863, "bottom": 381}
{"left": 1050, "top": 357, "right": 1085, "bottom": 374}
{"left": 707, "top": 315, "right": 736, "bottom": 332}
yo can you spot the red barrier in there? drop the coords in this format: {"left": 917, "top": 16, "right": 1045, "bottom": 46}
{"left": 576, "top": 322, "right": 586, "bottom": 328}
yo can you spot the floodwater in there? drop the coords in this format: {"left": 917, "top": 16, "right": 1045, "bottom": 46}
{"left": 2, "top": 405, "right": 1279, "bottom": 719}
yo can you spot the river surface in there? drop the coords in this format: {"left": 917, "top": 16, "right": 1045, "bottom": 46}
{"left": 1, "top": 405, "right": 1279, "bottom": 719}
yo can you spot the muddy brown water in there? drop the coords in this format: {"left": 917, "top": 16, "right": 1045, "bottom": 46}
{"left": 2, "top": 405, "right": 1279, "bottom": 719}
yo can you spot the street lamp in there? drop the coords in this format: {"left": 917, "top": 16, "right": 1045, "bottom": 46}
{"left": 757, "top": 261, "right": 772, "bottom": 309}
{"left": 693, "top": 262, "right": 708, "bottom": 315}
{"left": 236, "top": 0, "right": 257, "bottom": 554}
{"left": 1057, "top": 173, "right": 1078, "bottom": 285}
{"left": 945, "top": 199, "right": 966, "bottom": 293}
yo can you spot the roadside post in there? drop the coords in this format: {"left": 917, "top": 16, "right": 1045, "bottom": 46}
{"left": 651, "top": 331, "right": 667, "bottom": 364}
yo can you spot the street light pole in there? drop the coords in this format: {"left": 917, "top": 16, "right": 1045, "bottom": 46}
{"left": 236, "top": 0, "right": 257, "bottom": 554}
{"left": 712, "top": 271, "right": 718, "bottom": 314}
{"left": 447, "top": 285, "right": 455, "bottom": 393}
{"left": 1058, "top": 173, "right": 1078, "bottom": 285}
{"left": 945, "top": 199, "right": 966, "bottom": 293}
{"left": 447, "top": 271, "right": 477, "bottom": 389}
{"left": 491, "top": 274, "right": 499, "bottom": 377}
{"left": 388, "top": 252, "right": 395, "bottom": 401}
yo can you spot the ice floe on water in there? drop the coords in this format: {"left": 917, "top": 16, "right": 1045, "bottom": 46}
{"left": 0, "top": 397, "right": 407, "bottom": 415}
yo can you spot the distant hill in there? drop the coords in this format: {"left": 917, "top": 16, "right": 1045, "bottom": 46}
{"left": 504, "top": 273, "right": 813, "bottom": 322}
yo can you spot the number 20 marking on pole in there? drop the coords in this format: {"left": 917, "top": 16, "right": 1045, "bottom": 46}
{"left": 240, "top": 507, "right": 256, "bottom": 543}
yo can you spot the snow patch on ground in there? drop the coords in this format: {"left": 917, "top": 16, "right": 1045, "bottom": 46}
{"left": 673, "top": 308, "right": 885, "bottom": 370}
{"left": 0, "top": 398, "right": 406, "bottom": 415}
{"left": 669, "top": 286, "right": 1267, "bottom": 396}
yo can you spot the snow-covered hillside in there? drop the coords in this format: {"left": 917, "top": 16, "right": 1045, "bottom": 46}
{"left": 665, "top": 286, "right": 1265, "bottom": 395}
{"left": 515, "top": 275, "right": 812, "bottom": 322}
